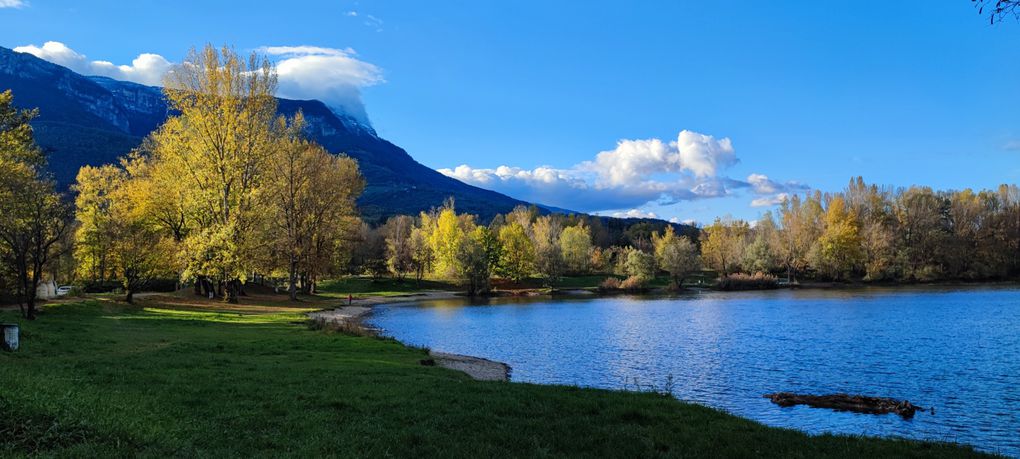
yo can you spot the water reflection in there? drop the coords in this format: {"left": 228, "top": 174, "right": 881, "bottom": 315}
{"left": 371, "top": 286, "right": 1020, "bottom": 456}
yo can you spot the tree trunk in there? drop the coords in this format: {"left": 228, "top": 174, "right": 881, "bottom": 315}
{"left": 226, "top": 279, "right": 239, "bottom": 304}
{"left": 288, "top": 257, "right": 298, "bottom": 301}
{"left": 126, "top": 289, "right": 134, "bottom": 304}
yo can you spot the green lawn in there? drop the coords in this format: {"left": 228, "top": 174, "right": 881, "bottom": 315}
{"left": 316, "top": 276, "right": 458, "bottom": 298}
{"left": 0, "top": 300, "right": 990, "bottom": 458}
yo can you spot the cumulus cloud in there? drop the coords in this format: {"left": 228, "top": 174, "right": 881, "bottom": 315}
{"left": 744, "top": 173, "right": 806, "bottom": 207}
{"left": 751, "top": 193, "right": 790, "bottom": 207}
{"left": 261, "top": 45, "right": 384, "bottom": 123}
{"left": 0, "top": 0, "right": 25, "bottom": 8}
{"left": 14, "top": 41, "right": 171, "bottom": 86}
{"left": 609, "top": 209, "right": 659, "bottom": 219}
{"left": 16, "top": 41, "right": 384, "bottom": 125}
{"left": 440, "top": 130, "right": 805, "bottom": 214}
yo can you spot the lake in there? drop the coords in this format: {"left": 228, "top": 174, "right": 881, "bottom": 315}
{"left": 369, "top": 286, "right": 1020, "bottom": 456}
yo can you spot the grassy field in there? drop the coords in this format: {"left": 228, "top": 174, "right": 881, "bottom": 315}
{"left": 317, "top": 276, "right": 458, "bottom": 298}
{"left": 0, "top": 298, "right": 990, "bottom": 458}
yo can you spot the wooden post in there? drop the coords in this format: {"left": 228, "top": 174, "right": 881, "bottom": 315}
{"left": 1, "top": 323, "right": 19, "bottom": 351}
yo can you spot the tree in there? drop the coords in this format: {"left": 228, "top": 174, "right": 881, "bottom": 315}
{"left": 532, "top": 215, "right": 564, "bottom": 286}
{"left": 742, "top": 214, "right": 778, "bottom": 274}
{"left": 150, "top": 44, "right": 278, "bottom": 303}
{"left": 384, "top": 215, "right": 415, "bottom": 280}
{"left": 457, "top": 227, "right": 491, "bottom": 296}
{"left": 73, "top": 165, "right": 122, "bottom": 282}
{"left": 775, "top": 194, "right": 824, "bottom": 281}
{"left": 429, "top": 203, "right": 467, "bottom": 279}
{"left": 74, "top": 160, "right": 171, "bottom": 303}
{"left": 817, "top": 196, "right": 864, "bottom": 280}
{"left": 653, "top": 226, "right": 700, "bottom": 289}
{"left": 974, "top": 0, "right": 1020, "bottom": 24}
{"left": 408, "top": 225, "right": 433, "bottom": 286}
{"left": 262, "top": 116, "right": 364, "bottom": 298}
{"left": 624, "top": 248, "right": 657, "bottom": 283}
{"left": 560, "top": 223, "right": 592, "bottom": 274}
{"left": 496, "top": 222, "right": 534, "bottom": 283}
{"left": 0, "top": 90, "right": 71, "bottom": 319}
{"left": 700, "top": 217, "right": 750, "bottom": 275}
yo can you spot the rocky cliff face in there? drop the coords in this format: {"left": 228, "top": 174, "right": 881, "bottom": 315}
{"left": 0, "top": 45, "right": 536, "bottom": 222}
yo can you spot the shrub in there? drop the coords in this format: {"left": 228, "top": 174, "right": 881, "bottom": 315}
{"left": 599, "top": 277, "right": 621, "bottom": 291}
{"left": 716, "top": 272, "right": 778, "bottom": 291}
{"left": 619, "top": 276, "right": 646, "bottom": 291}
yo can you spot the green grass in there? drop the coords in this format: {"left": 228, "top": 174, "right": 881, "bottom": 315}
{"left": 317, "top": 276, "right": 458, "bottom": 298}
{"left": 0, "top": 300, "right": 991, "bottom": 458}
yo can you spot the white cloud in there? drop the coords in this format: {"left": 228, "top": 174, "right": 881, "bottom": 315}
{"left": 262, "top": 45, "right": 383, "bottom": 123}
{"left": 745, "top": 173, "right": 807, "bottom": 207}
{"left": 0, "top": 0, "right": 25, "bottom": 8}
{"left": 16, "top": 41, "right": 384, "bottom": 125}
{"left": 344, "top": 10, "right": 384, "bottom": 31}
{"left": 676, "top": 130, "right": 737, "bottom": 177}
{"left": 609, "top": 209, "right": 659, "bottom": 219}
{"left": 441, "top": 130, "right": 801, "bottom": 213}
{"left": 1003, "top": 139, "right": 1020, "bottom": 151}
{"left": 751, "top": 193, "right": 790, "bottom": 207}
{"left": 14, "top": 41, "right": 170, "bottom": 86}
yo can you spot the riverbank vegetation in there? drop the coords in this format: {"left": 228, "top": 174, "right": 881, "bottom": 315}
{"left": 0, "top": 300, "right": 990, "bottom": 457}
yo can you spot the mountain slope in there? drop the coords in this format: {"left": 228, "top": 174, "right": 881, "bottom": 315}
{"left": 0, "top": 46, "right": 536, "bottom": 222}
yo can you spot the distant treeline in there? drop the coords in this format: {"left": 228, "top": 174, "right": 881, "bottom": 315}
{"left": 702, "top": 177, "right": 1020, "bottom": 283}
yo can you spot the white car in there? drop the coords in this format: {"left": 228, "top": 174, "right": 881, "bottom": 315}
{"left": 55, "top": 285, "right": 73, "bottom": 296}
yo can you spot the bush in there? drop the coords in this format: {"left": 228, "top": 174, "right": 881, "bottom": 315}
{"left": 598, "top": 276, "right": 647, "bottom": 292}
{"left": 619, "top": 276, "right": 646, "bottom": 291}
{"left": 715, "top": 272, "right": 779, "bottom": 291}
{"left": 598, "top": 277, "right": 621, "bottom": 291}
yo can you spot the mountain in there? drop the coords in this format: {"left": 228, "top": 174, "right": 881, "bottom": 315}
{"left": 0, "top": 46, "right": 541, "bottom": 223}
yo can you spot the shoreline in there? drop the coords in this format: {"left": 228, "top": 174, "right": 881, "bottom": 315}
{"left": 308, "top": 291, "right": 512, "bottom": 382}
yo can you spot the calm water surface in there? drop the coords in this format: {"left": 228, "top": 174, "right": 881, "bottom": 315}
{"left": 370, "top": 286, "right": 1020, "bottom": 456}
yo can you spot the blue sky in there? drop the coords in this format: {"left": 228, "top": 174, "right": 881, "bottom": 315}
{"left": 3, "top": 0, "right": 1020, "bottom": 224}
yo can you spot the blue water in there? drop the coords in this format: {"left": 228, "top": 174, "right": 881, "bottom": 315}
{"left": 370, "top": 286, "right": 1020, "bottom": 456}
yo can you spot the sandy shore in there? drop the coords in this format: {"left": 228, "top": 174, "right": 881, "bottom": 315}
{"left": 308, "top": 291, "right": 511, "bottom": 382}
{"left": 429, "top": 352, "right": 511, "bottom": 381}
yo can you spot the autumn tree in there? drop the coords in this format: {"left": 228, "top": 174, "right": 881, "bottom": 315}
{"left": 148, "top": 44, "right": 279, "bottom": 302}
{"left": 532, "top": 215, "right": 564, "bottom": 286}
{"left": 457, "top": 227, "right": 492, "bottom": 296}
{"left": 428, "top": 202, "right": 468, "bottom": 279}
{"left": 624, "top": 248, "right": 657, "bottom": 283}
{"left": 700, "top": 217, "right": 750, "bottom": 275}
{"left": 816, "top": 196, "right": 864, "bottom": 280}
{"left": 743, "top": 214, "right": 778, "bottom": 274}
{"left": 262, "top": 116, "right": 363, "bottom": 298}
{"left": 496, "top": 222, "right": 534, "bottom": 283}
{"left": 73, "top": 159, "right": 172, "bottom": 303}
{"left": 408, "top": 225, "right": 434, "bottom": 286}
{"left": 0, "top": 90, "right": 71, "bottom": 319}
{"left": 653, "top": 226, "right": 700, "bottom": 289}
{"left": 560, "top": 223, "right": 592, "bottom": 275}
{"left": 73, "top": 165, "right": 122, "bottom": 282}
{"left": 384, "top": 215, "right": 415, "bottom": 280}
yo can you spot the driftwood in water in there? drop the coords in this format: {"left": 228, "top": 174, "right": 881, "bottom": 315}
{"left": 765, "top": 392, "right": 931, "bottom": 419}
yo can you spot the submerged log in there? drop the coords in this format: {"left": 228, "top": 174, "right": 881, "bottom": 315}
{"left": 764, "top": 392, "right": 930, "bottom": 419}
